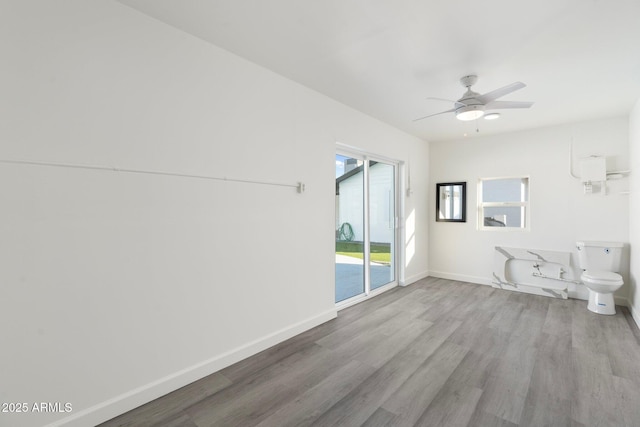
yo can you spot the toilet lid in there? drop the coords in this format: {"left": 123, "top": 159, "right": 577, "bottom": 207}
{"left": 582, "top": 270, "right": 623, "bottom": 283}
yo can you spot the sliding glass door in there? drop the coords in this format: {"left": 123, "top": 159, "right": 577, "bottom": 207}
{"left": 335, "top": 152, "right": 397, "bottom": 304}
{"left": 335, "top": 155, "right": 365, "bottom": 302}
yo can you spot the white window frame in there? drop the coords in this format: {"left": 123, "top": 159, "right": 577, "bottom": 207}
{"left": 478, "top": 176, "right": 530, "bottom": 231}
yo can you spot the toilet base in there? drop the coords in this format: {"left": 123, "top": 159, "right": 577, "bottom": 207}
{"left": 587, "top": 290, "right": 616, "bottom": 315}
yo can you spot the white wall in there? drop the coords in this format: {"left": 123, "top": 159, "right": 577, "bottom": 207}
{"left": 0, "top": 2, "right": 429, "bottom": 426}
{"left": 629, "top": 98, "right": 640, "bottom": 327}
{"left": 429, "top": 117, "right": 630, "bottom": 300}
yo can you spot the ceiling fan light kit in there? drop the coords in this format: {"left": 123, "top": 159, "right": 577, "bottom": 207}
{"left": 456, "top": 105, "right": 485, "bottom": 121}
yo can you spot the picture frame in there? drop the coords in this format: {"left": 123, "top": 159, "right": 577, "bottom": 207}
{"left": 436, "top": 182, "right": 466, "bottom": 222}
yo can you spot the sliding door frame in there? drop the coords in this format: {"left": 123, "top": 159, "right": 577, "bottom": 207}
{"left": 335, "top": 144, "right": 404, "bottom": 310}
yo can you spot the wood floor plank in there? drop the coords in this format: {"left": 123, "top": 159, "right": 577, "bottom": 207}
{"left": 488, "top": 301, "right": 525, "bottom": 332}
{"left": 571, "top": 348, "right": 616, "bottom": 426}
{"left": 448, "top": 308, "right": 507, "bottom": 357}
{"left": 526, "top": 332, "right": 574, "bottom": 400}
{"left": 147, "top": 412, "right": 198, "bottom": 427}
{"left": 419, "top": 292, "right": 464, "bottom": 323}
{"left": 429, "top": 338, "right": 504, "bottom": 407}
{"left": 475, "top": 322, "right": 540, "bottom": 424}
{"left": 466, "top": 408, "right": 518, "bottom": 427}
{"left": 310, "top": 320, "right": 463, "bottom": 427}
{"left": 475, "top": 286, "right": 512, "bottom": 312}
{"left": 348, "top": 319, "right": 433, "bottom": 369}
{"left": 571, "top": 301, "right": 610, "bottom": 355}
{"left": 413, "top": 385, "right": 483, "bottom": 427}
{"left": 186, "top": 344, "right": 343, "bottom": 427}
{"left": 542, "top": 297, "right": 573, "bottom": 339}
{"left": 612, "top": 375, "right": 640, "bottom": 427}
{"left": 608, "top": 338, "right": 640, "bottom": 381}
{"left": 337, "top": 285, "right": 422, "bottom": 324}
{"left": 97, "top": 373, "right": 231, "bottom": 427}
{"left": 519, "top": 387, "right": 572, "bottom": 427}
{"left": 519, "top": 332, "right": 574, "bottom": 426}
{"left": 600, "top": 311, "right": 640, "bottom": 381}
{"left": 316, "top": 288, "right": 431, "bottom": 350}
{"left": 509, "top": 305, "right": 548, "bottom": 346}
{"left": 381, "top": 340, "right": 469, "bottom": 426}
{"left": 374, "top": 308, "right": 431, "bottom": 336}
{"left": 254, "top": 359, "right": 374, "bottom": 427}
{"left": 360, "top": 407, "right": 398, "bottom": 427}
{"left": 315, "top": 306, "right": 401, "bottom": 349}
{"left": 449, "top": 286, "right": 495, "bottom": 321}
{"left": 220, "top": 330, "right": 325, "bottom": 383}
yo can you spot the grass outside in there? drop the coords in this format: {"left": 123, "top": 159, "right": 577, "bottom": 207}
{"left": 336, "top": 241, "right": 391, "bottom": 264}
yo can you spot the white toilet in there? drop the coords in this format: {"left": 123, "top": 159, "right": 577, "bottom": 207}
{"left": 576, "top": 241, "right": 624, "bottom": 315}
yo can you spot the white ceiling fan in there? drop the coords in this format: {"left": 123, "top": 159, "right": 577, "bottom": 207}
{"left": 414, "top": 75, "right": 534, "bottom": 122}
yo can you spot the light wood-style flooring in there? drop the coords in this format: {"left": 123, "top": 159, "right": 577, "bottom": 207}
{"left": 101, "top": 277, "right": 640, "bottom": 427}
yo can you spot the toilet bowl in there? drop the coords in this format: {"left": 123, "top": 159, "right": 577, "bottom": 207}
{"left": 581, "top": 270, "right": 624, "bottom": 315}
{"left": 577, "top": 241, "right": 624, "bottom": 315}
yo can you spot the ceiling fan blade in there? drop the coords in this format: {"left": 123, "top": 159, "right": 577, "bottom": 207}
{"left": 413, "top": 108, "right": 456, "bottom": 122}
{"left": 426, "top": 97, "right": 467, "bottom": 108}
{"left": 485, "top": 100, "right": 534, "bottom": 109}
{"left": 476, "top": 82, "right": 526, "bottom": 104}
{"left": 426, "top": 96, "right": 455, "bottom": 102}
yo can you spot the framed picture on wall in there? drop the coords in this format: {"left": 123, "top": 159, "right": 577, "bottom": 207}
{"left": 436, "top": 182, "right": 466, "bottom": 222}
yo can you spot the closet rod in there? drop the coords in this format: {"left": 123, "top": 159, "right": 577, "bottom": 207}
{"left": 0, "top": 159, "right": 305, "bottom": 193}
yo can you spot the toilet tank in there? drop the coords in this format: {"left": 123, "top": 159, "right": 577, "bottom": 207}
{"left": 576, "top": 241, "right": 623, "bottom": 272}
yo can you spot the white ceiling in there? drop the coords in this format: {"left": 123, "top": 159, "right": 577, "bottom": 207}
{"left": 118, "top": 0, "right": 640, "bottom": 142}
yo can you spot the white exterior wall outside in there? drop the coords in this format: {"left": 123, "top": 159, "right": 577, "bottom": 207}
{"left": 337, "top": 162, "right": 395, "bottom": 243}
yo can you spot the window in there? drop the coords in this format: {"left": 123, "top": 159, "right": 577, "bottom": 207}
{"left": 478, "top": 177, "right": 529, "bottom": 230}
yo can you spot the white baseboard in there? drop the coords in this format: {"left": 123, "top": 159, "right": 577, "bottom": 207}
{"left": 46, "top": 308, "right": 337, "bottom": 427}
{"left": 630, "top": 301, "right": 640, "bottom": 331}
{"left": 429, "top": 271, "right": 636, "bottom": 307}
{"left": 492, "top": 282, "right": 568, "bottom": 299}
{"left": 569, "top": 284, "right": 589, "bottom": 301}
{"left": 428, "top": 270, "right": 492, "bottom": 286}
{"left": 615, "top": 297, "right": 640, "bottom": 331}
{"left": 401, "top": 270, "right": 430, "bottom": 286}
{"left": 615, "top": 296, "right": 630, "bottom": 307}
